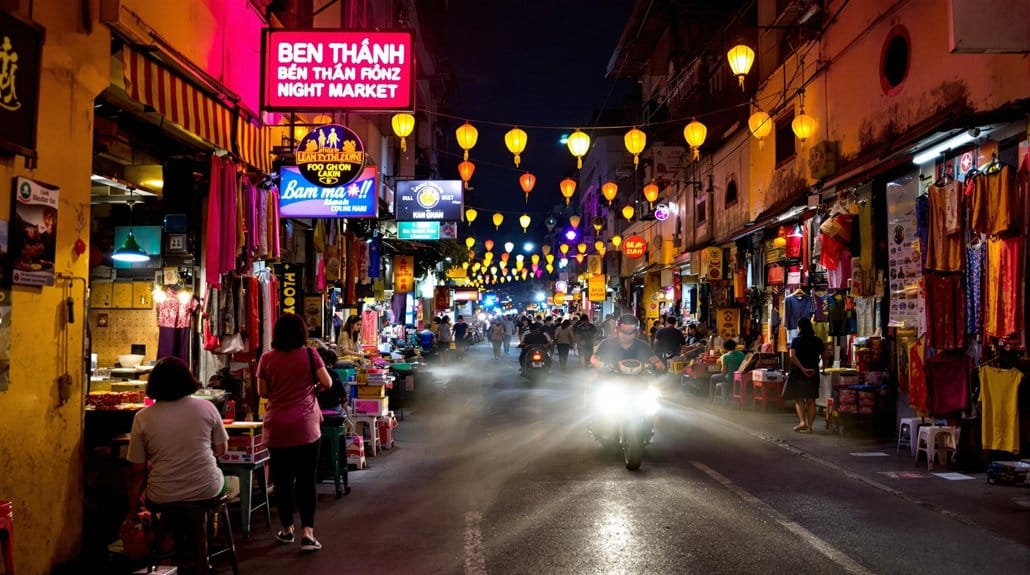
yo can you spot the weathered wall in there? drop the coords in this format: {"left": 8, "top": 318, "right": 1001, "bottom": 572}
{"left": 0, "top": 1, "right": 110, "bottom": 572}
{"left": 709, "top": 131, "right": 750, "bottom": 243}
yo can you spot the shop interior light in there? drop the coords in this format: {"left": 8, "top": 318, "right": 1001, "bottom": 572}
{"left": 112, "top": 193, "right": 149, "bottom": 263}
{"left": 911, "top": 129, "right": 985, "bottom": 165}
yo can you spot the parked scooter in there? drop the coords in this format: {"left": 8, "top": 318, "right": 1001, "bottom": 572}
{"left": 588, "top": 359, "right": 660, "bottom": 470}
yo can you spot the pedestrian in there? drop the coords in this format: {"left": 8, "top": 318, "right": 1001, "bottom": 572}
{"left": 783, "top": 317, "right": 826, "bottom": 433}
{"left": 437, "top": 315, "right": 454, "bottom": 362}
{"left": 573, "top": 313, "right": 598, "bottom": 368}
{"left": 257, "top": 313, "right": 333, "bottom": 552}
{"left": 653, "top": 316, "right": 687, "bottom": 359}
{"left": 489, "top": 319, "right": 505, "bottom": 359}
{"left": 553, "top": 319, "right": 575, "bottom": 368}
{"left": 501, "top": 314, "right": 516, "bottom": 354}
{"left": 453, "top": 315, "right": 469, "bottom": 359}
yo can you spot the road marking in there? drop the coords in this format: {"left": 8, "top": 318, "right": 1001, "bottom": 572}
{"left": 690, "top": 460, "right": 875, "bottom": 575}
{"left": 464, "top": 511, "right": 488, "bottom": 575}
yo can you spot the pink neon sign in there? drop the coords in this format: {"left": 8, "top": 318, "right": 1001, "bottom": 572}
{"left": 262, "top": 30, "right": 414, "bottom": 111}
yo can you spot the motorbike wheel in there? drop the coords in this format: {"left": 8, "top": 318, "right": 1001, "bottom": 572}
{"left": 623, "top": 424, "right": 644, "bottom": 471}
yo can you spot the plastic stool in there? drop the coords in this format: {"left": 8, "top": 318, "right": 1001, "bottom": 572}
{"left": 751, "top": 379, "right": 784, "bottom": 412}
{"left": 897, "top": 417, "right": 947, "bottom": 456}
{"left": 0, "top": 500, "right": 13, "bottom": 575}
{"left": 351, "top": 415, "right": 382, "bottom": 456}
{"left": 730, "top": 372, "right": 752, "bottom": 410}
{"left": 915, "top": 426, "right": 958, "bottom": 470}
{"left": 320, "top": 418, "right": 351, "bottom": 498}
{"left": 147, "top": 495, "right": 238, "bottom": 575}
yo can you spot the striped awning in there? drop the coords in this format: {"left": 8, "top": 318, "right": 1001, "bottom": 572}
{"left": 121, "top": 46, "right": 233, "bottom": 152}
{"left": 235, "top": 116, "right": 275, "bottom": 174}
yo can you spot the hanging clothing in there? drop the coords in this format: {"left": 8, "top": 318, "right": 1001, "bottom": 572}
{"left": 853, "top": 296, "right": 878, "bottom": 337}
{"left": 965, "top": 242, "right": 985, "bottom": 335}
{"left": 220, "top": 160, "right": 238, "bottom": 274}
{"left": 826, "top": 292, "right": 852, "bottom": 337}
{"left": 925, "top": 353, "right": 970, "bottom": 415}
{"left": 915, "top": 193, "right": 930, "bottom": 272}
{"left": 156, "top": 290, "right": 198, "bottom": 362}
{"left": 978, "top": 366, "right": 1022, "bottom": 453}
{"left": 784, "top": 293, "right": 814, "bottom": 329}
{"left": 925, "top": 182, "right": 963, "bottom": 272}
{"left": 205, "top": 157, "right": 224, "bottom": 286}
{"left": 391, "top": 293, "right": 407, "bottom": 325}
{"left": 924, "top": 273, "right": 966, "bottom": 351}
{"left": 360, "top": 308, "right": 379, "bottom": 346}
{"left": 907, "top": 340, "right": 926, "bottom": 406}
{"left": 826, "top": 247, "right": 852, "bottom": 289}
{"left": 971, "top": 165, "right": 1016, "bottom": 236}
{"left": 984, "top": 237, "right": 1024, "bottom": 339}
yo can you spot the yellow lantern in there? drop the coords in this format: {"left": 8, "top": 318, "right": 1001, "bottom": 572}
{"left": 601, "top": 181, "right": 618, "bottom": 205}
{"left": 458, "top": 160, "right": 475, "bottom": 190}
{"left": 559, "top": 243, "right": 570, "bottom": 256}
{"left": 643, "top": 181, "right": 660, "bottom": 208}
{"left": 611, "top": 235, "right": 622, "bottom": 249}
{"left": 455, "top": 121, "right": 478, "bottom": 161}
{"left": 521, "top": 268, "right": 529, "bottom": 280}
{"left": 595, "top": 241, "right": 607, "bottom": 256}
{"left": 541, "top": 244, "right": 551, "bottom": 256}
{"left": 465, "top": 208, "right": 478, "bottom": 223}
{"left": 504, "top": 241, "right": 514, "bottom": 253}
{"left": 621, "top": 204, "right": 635, "bottom": 222}
{"left": 546, "top": 263, "right": 554, "bottom": 274}
{"left": 545, "top": 253, "right": 555, "bottom": 264}
{"left": 484, "top": 251, "right": 493, "bottom": 262}
{"left": 519, "top": 172, "right": 536, "bottom": 203}
{"left": 472, "top": 262, "right": 481, "bottom": 272}
{"left": 531, "top": 254, "right": 540, "bottom": 265}
{"left": 726, "top": 44, "right": 755, "bottom": 89}
{"left": 519, "top": 213, "right": 531, "bottom": 232}
{"left": 515, "top": 259, "right": 524, "bottom": 272}
{"left": 592, "top": 216, "right": 604, "bottom": 234}
{"left": 391, "top": 113, "right": 415, "bottom": 152}
{"left": 559, "top": 177, "right": 577, "bottom": 205}
{"left": 792, "top": 107, "right": 817, "bottom": 144}
{"left": 569, "top": 214, "right": 581, "bottom": 229}
{"left": 683, "top": 118, "right": 707, "bottom": 160}
{"left": 577, "top": 242, "right": 587, "bottom": 254}
{"left": 465, "top": 237, "right": 475, "bottom": 250}
{"left": 462, "top": 261, "right": 469, "bottom": 270}
{"left": 574, "top": 254, "right": 586, "bottom": 264}
{"left": 566, "top": 129, "right": 590, "bottom": 169}
{"left": 504, "top": 127, "right": 528, "bottom": 167}
{"left": 624, "top": 127, "right": 647, "bottom": 168}
{"left": 492, "top": 212, "right": 504, "bottom": 230}
{"left": 484, "top": 239, "right": 494, "bottom": 252}
{"left": 748, "top": 111, "right": 773, "bottom": 148}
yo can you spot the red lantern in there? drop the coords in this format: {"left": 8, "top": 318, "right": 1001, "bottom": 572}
{"left": 519, "top": 172, "right": 536, "bottom": 203}
{"left": 458, "top": 160, "right": 475, "bottom": 189}
{"left": 484, "top": 239, "right": 495, "bottom": 252}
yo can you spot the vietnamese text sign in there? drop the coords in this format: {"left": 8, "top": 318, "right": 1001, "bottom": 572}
{"left": 0, "top": 12, "right": 43, "bottom": 156}
{"left": 715, "top": 308, "right": 740, "bottom": 338}
{"left": 395, "top": 180, "right": 463, "bottom": 221}
{"left": 623, "top": 235, "right": 646, "bottom": 259}
{"left": 274, "top": 263, "right": 302, "bottom": 315}
{"left": 295, "top": 124, "right": 365, "bottom": 187}
{"left": 279, "top": 165, "right": 377, "bottom": 218}
{"left": 11, "top": 177, "right": 58, "bottom": 287}
{"left": 397, "top": 221, "right": 440, "bottom": 240}
{"left": 262, "top": 30, "right": 414, "bottom": 111}
{"left": 393, "top": 255, "right": 414, "bottom": 293}
{"left": 588, "top": 274, "right": 606, "bottom": 302}
{"left": 434, "top": 286, "right": 450, "bottom": 311}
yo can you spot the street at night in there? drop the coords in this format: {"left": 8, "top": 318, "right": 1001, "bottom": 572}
{"left": 233, "top": 343, "right": 1029, "bottom": 574}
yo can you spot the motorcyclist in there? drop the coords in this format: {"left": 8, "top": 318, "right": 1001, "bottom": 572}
{"left": 518, "top": 322, "right": 552, "bottom": 374}
{"left": 591, "top": 314, "right": 666, "bottom": 373}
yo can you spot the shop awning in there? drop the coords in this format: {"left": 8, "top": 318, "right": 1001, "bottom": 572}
{"left": 236, "top": 116, "right": 275, "bottom": 174}
{"left": 121, "top": 46, "right": 233, "bottom": 152}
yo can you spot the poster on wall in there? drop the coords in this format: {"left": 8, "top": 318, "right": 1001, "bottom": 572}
{"left": 886, "top": 175, "right": 924, "bottom": 330}
{"left": 0, "top": 11, "right": 44, "bottom": 157}
{"left": 716, "top": 308, "right": 741, "bottom": 338}
{"left": 10, "top": 177, "right": 58, "bottom": 287}
{"left": 0, "top": 219, "right": 9, "bottom": 391}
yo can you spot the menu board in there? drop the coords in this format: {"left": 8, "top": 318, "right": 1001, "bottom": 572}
{"left": 885, "top": 175, "right": 924, "bottom": 330}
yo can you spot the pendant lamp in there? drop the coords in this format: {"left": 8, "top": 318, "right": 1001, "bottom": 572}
{"left": 112, "top": 192, "right": 149, "bottom": 263}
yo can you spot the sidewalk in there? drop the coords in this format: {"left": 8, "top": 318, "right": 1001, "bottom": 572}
{"left": 672, "top": 392, "right": 1030, "bottom": 548}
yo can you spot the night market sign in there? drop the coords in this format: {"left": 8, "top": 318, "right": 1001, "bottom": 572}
{"left": 395, "top": 180, "right": 463, "bottom": 222}
{"left": 262, "top": 30, "right": 414, "bottom": 111}
{"left": 0, "top": 12, "right": 44, "bottom": 157}
{"left": 278, "top": 164, "right": 377, "bottom": 218}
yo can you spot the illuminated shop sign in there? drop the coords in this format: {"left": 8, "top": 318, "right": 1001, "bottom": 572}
{"left": 296, "top": 123, "right": 365, "bottom": 187}
{"left": 262, "top": 29, "right": 414, "bottom": 111}
{"left": 623, "top": 235, "right": 646, "bottom": 258}
{"left": 278, "top": 165, "right": 378, "bottom": 218}
{"left": 397, "top": 221, "right": 440, "bottom": 240}
{"left": 395, "top": 180, "right": 463, "bottom": 222}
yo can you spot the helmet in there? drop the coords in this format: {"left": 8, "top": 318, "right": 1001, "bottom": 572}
{"left": 616, "top": 314, "right": 640, "bottom": 332}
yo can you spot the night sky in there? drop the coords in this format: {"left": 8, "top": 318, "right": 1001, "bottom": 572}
{"left": 438, "top": 0, "right": 636, "bottom": 249}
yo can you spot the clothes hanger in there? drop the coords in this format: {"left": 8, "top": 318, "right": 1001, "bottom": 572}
{"left": 985, "top": 153, "right": 1002, "bottom": 174}
{"left": 792, "top": 287, "right": 806, "bottom": 297}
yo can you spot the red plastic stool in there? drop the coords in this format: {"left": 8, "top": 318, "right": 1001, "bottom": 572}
{"left": 751, "top": 379, "right": 784, "bottom": 412}
{"left": 0, "top": 500, "right": 14, "bottom": 575}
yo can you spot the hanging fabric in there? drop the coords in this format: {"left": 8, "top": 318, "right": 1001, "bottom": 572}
{"left": 978, "top": 365, "right": 1023, "bottom": 452}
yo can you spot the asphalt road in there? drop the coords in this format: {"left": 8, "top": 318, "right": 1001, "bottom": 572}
{"left": 233, "top": 343, "right": 1029, "bottom": 574}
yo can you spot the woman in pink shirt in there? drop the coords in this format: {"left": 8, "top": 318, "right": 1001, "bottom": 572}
{"left": 257, "top": 314, "right": 332, "bottom": 552}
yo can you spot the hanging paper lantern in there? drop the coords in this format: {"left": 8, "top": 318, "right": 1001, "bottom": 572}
{"left": 624, "top": 127, "right": 647, "bottom": 169}
{"left": 643, "top": 181, "right": 660, "bottom": 208}
{"left": 595, "top": 241, "right": 607, "bottom": 256}
{"left": 504, "top": 241, "right": 514, "bottom": 253}
{"left": 455, "top": 121, "right": 478, "bottom": 161}
{"left": 621, "top": 205, "right": 634, "bottom": 222}
{"left": 465, "top": 208, "right": 478, "bottom": 223}
{"left": 545, "top": 215, "right": 557, "bottom": 232}
{"left": 683, "top": 118, "right": 707, "bottom": 160}
{"left": 531, "top": 254, "right": 540, "bottom": 265}
{"left": 504, "top": 127, "right": 528, "bottom": 167}
{"left": 483, "top": 239, "right": 494, "bottom": 252}
{"left": 462, "top": 261, "right": 470, "bottom": 270}
{"left": 559, "top": 243, "right": 570, "bottom": 256}
{"left": 726, "top": 44, "right": 755, "bottom": 89}
{"left": 465, "top": 237, "right": 475, "bottom": 250}
{"left": 748, "top": 111, "right": 773, "bottom": 148}
{"left": 458, "top": 160, "right": 475, "bottom": 190}
{"left": 490, "top": 266, "right": 497, "bottom": 275}
{"left": 559, "top": 178, "right": 577, "bottom": 205}
{"left": 519, "top": 172, "right": 536, "bottom": 203}
{"left": 566, "top": 129, "right": 590, "bottom": 169}
{"left": 541, "top": 244, "right": 551, "bottom": 256}
{"left": 391, "top": 113, "right": 415, "bottom": 152}
{"left": 575, "top": 254, "right": 586, "bottom": 264}
{"left": 559, "top": 257, "right": 569, "bottom": 268}
{"left": 472, "top": 262, "right": 481, "bottom": 272}
{"left": 577, "top": 242, "right": 587, "bottom": 254}
{"left": 792, "top": 107, "right": 817, "bottom": 144}
{"left": 515, "top": 259, "right": 524, "bottom": 271}
{"left": 592, "top": 216, "right": 605, "bottom": 233}
{"left": 545, "top": 253, "right": 555, "bottom": 264}
{"left": 500, "top": 252, "right": 510, "bottom": 263}
{"left": 611, "top": 235, "right": 622, "bottom": 249}
{"left": 519, "top": 213, "right": 531, "bottom": 232}
{"left": 546, "top": 263, "right": 554, "bottom": 274}
{"left": 569, "top": 215, "right": 581, "bottom": 229}
{"left": 601, "top": 181, "right": 618, "bottom": 206}
{"left": 492, "top": 212, "right": 504, "bottom": 230}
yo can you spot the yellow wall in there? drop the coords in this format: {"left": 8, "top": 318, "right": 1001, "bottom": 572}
{"left": 0, "top": 2, "right": 109, "bottom": 572}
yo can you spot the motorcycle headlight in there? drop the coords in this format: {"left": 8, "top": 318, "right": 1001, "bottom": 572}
{"left": 643, "top": 385, "right": 661, "bottom": 415}
{"left": 593, "top": 383, "right": 624, "bottom": 415}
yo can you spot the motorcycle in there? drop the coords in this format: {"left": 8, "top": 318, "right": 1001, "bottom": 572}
{"left": 521, "top": 344, "right": 551, "bottom": 382}
{"left": 588, "top": 360, "right": 661, "bottom": 470}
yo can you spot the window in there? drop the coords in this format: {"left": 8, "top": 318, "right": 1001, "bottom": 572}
{"left": 696, "top": 197, "right": 707, "bottom": 225}
{"left": 725, "top": 179, "right": 739, "bottom": 208}
{"left": 775, "top": 112, "right": 796, "bottom": 166}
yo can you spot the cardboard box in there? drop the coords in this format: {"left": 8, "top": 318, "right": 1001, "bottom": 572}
{"left": 752, "top": 369, "right": 784, "bottom": 382}
{"left": 219, "top": 449, "right": 269, "bottom": 463}
{"left": 346, "top": 433, "right": 366, "bottom": 468}
{"left": 227, "top": 434, "right": 265, "bottom": 453}
{"left": 353, "top": 397, "right": 389, "bottom": 416}
{"left": 356, "top": 384, "right": 386, "bottom": 399}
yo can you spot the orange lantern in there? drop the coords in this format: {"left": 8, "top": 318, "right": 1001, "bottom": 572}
{"left": 574, "top": 254, "right": 586, "bottom": 264}
{"left": 595, "top": 241, "right": 607, "bottom": 256}
{"left": 577, "top": 242, "right": 587, "bottom": 254}
{"left": 559, "top": 177, "right": 577, "bottom": 205}
{"left": 484, "top": 239, "right": 494, "bottom": 252}
{"left": 601, "top": 181, "right": 618, "bottom": 205}
{"left": 569, "top": 215, "right": 581, "bottom": 230}
{"left": 458, "top": 160, "right": 475, "bottom": 190}
{"left": 643, "top": 181, "right": 660, "bottom": 208}
{"left": 455, "top": 121, "right": 478, "bottom": 161}
{"left": 519, "top": 172, "right": 536, "bottom": 203}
